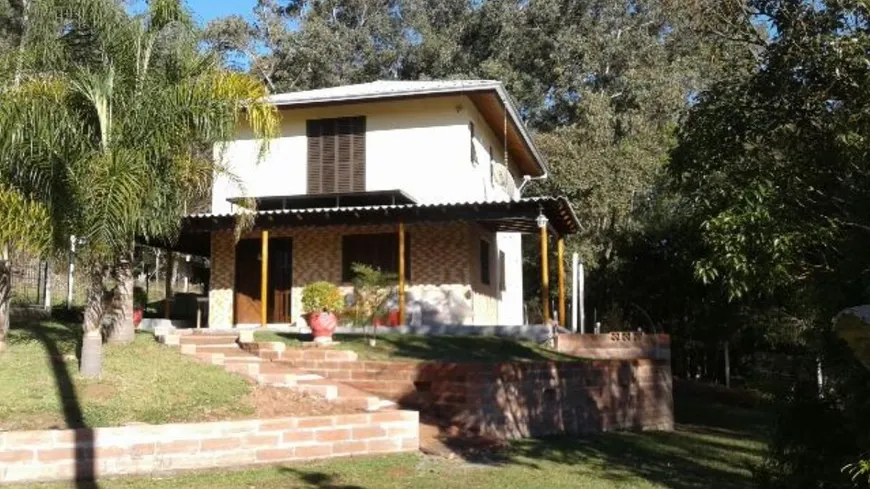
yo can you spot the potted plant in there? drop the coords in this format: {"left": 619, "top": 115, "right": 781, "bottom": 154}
{"left": 350, "top": 263, "right": 396, "bottom": 346}
{"left": 133, "top": 286, "right": 147, "bottom": 328}
{"left": 301, "top": 281, "right": 344, "bottom": 343}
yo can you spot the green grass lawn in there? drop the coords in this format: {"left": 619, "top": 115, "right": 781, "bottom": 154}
{"left": 14, "top": 395, "right": 770, "bottom": 489}
{"left": 0, "top": 321, "right": 254, "bottom": 430}
{"left": 255, "top": 331, "right": 579, "bottom": 362}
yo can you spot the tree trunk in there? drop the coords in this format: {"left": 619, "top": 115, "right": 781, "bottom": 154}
{"left": 724, "top": 340, "right": 731, "bottom": 388}
{"left": 80, "top": 266, "right": 106, "bottom": 378}
{"left": 106, "top": 256, "right": 134, "bottom": 344}
{"left": 0, "top": 245, "right": 10, "bottom": 354}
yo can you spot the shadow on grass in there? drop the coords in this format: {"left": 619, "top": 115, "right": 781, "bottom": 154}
{"left": 267, "top": 331, "right": 577, "bottom": 362}
{"left": 444, "top": 395, "right": 768, "bottom": 489}
{"left": 17, "top": 321, "right": 100, "bottom": 489}
{"left": 278, "top": 467, "right": 365, "bottom": 489}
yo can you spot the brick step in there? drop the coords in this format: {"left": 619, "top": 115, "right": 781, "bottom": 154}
{"left": 257, "top": 363, "right": 321, "bottom": 379}
{"left": 255, "top": 367, "right": 322, "bottom": 387}
{"left": 224, "top": 362, "right": 260, "bottom": 378}
{"left": 281, "top": 349, "right": 359, "bottom": 362}
{"left": 273, "top": 360, "right": 362, "bottom": 374}
{"left": 178, "top": 335, "right": 238, "bottom": 345}
{"left": 256, "top": 373, "right": 299, "bottom": 387}
{"left": 239, "top": 342, "right": 359, "bottom": 363}
{"left": 294, "top": 379, "right": 339, "bottom": 400}
{"left": 334, "top": 384, "right": 395, "bottom": 412}
{"left": 223, "top": 355, "right": 264, "bottom": 363}
{"left": 186, "top": 347, "right": 263, "bottom": 365}
{"left": 185, "top": 346, "right": 246, "bottom": 356}
{"left": 160, "top": 333, "right": 397, "bottom": 413}
{"left": 180, "top": 340, "right": 239, "bottom": 349}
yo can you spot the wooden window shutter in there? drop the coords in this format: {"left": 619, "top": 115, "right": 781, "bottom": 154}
{"left": 351, "top": 117, "right": 366, "bottom": 192}
{"left": 306, "top": 120, "right": 322, "bottom": 194}
{"left": 307, "top": 116, "right": 366, "bottom": 194}
{"left": 337, "top": 117, "right": 353, "bottom": 192}
{"left": 321, "top": 120, "right": 337, "bottom": 193}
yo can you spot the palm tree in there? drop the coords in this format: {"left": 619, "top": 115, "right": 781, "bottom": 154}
{"left": 0, "top": 186, "right": 51, "bottom": 352}
{"left": 0, "top": 0, "right": 277, "bottom": 375}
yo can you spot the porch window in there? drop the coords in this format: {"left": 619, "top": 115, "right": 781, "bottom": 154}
{"left": 342, "top": 232, "right": 411, "bottom": 282}
{"left": 479, "top": 239, "right": 491, "bottom": 285}
{"left": 307, "top": 116, "right": 366, "bottom": 194}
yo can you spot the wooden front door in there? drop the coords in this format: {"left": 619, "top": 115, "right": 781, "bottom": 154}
{"left": 234, "top": 237, "right": 293, "bottom": 324}
{"left": 234, "top": 239, "right": 261, "bottom": 324}
{"left": 269, "top": 238, "right": 293, "bottom": 323}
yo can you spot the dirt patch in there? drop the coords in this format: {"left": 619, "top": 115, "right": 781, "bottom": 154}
{"left": 418, "top": 415, "right": 508, "bottom": 460}
{"left": 80, "top": 383, "right": 117, "bottom": 402}
{"left": 245, "top": 385, "right": 363, "bottom": 418}
{"left": 386, "top": 466, "right": 412, "bottom": 478}
{"left": 0, "top": 412, "right": 67, "bottom": 431}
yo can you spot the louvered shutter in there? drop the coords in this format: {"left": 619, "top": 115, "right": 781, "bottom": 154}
{"left": 306, "top": 120, "right": 322, "bottom": 194}
{"left": 350, "top": 117, "right": 365, "bottom": 192}
{"left": 307, "top": 116, "right": 366, "bottom": 194}
{"left": 321, "top": 119, "right": 337, "bottom": 193}
{"left": 337, "top": 117, "right": 353, "bottom": 192}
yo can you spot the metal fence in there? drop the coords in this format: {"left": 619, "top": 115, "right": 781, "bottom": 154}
{"left": 9, "top": 248, "right": 206, "bottom": 309}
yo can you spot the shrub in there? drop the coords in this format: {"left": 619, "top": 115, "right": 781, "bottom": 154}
{"left": 133, "top": 286, "right": 148, "bottom": 309}
{"left": 350, "top": 263, "right": 395, "bottom": 326}
{"left": 301, "top": 281, "right": 343, "bottom": 314}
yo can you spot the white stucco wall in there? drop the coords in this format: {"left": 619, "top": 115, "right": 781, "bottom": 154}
{"left": 211, "top": 95, "right": 524, "bottom": 214}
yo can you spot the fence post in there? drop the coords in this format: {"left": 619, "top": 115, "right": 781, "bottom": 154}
{"left": 43, "top": 260, "right": 51, "bottom": 310}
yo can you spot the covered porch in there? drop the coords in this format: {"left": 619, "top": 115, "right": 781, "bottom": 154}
{"left": 163, "top": 195, "right": 579, "bottom": 329}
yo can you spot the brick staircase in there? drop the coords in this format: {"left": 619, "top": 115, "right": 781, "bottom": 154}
{"left": 155, "top": 330, "right": 395, "bottom": 412}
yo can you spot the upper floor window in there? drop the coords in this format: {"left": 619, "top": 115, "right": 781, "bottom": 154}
{"left": 307, "top": 116, "right": 366, "bottom": 194}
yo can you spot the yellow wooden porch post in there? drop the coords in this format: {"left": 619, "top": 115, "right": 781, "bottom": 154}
{"left": 398, "top": 221, "right": 406, "bottom": 325}
{"left": 164, "top": 250, "right": 173, "bottom": 319}
{"left": 557, "top": 237, "right": 566, "bottom": 326}
{"left": 260, "top": 230, "right": 269, "bottom": 328}
{"left": 538, "top": 214, "right": 550, "bottom": 324}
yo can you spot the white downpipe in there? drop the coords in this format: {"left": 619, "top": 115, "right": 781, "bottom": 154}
{"left": 518, "top": 174, "right": 548, "bottom": 196}
{"left": 66, "top": 235, "right": 75, "bottom": 307}
{"left": 579, "top": 261, "right": 585, "bottom": 333}
{"left": 572, "top": 254, "right": 585, "bottom": 334}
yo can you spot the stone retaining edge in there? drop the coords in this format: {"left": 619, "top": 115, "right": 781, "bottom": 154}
{"left": 0, "top": 411, "right": 419, "bottom": 484}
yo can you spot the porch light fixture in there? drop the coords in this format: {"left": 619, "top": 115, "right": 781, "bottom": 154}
{"left": 536, "top": 212, "right": 549, "bottom": 229}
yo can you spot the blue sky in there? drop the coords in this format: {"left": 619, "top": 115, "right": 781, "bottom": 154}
{"left": 185, "top": 0, "right": 257, "bottom": 24}
{"left": 129, "top": 1, "right": 257, "bottom": 25}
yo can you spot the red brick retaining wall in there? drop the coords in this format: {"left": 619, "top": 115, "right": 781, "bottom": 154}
{"left": 0, "top": 411, "right": 418, "bottom": 484}
{"left": 276, "top": 358, "right": 673, "bottom": 439}
{"left": 555, "top": 333, "right": 671, "bottom": 360}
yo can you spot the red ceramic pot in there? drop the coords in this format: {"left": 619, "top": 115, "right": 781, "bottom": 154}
{"left": 309, "top": 311, "right": 337, "bottom": 341}
{"left": 387, "top": 310, "right": 400, "bottom": 327}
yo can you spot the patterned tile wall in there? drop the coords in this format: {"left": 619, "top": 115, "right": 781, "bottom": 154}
{"left": 208, "top": 221, "right": 502, "bottom": 328}
{"left": 208, "top": 230, "right": 236, "bottom": 329}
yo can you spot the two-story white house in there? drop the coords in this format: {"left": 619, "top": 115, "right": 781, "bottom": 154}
{"left": 170, "top": 80, "right": 579, "bottom": 329}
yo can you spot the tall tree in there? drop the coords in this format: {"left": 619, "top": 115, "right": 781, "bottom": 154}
{"left": 0, "top": 0, "right": 277, "bottom": 374}
{"left": 671, "top": 1, "right": 870, "bottom": 486}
